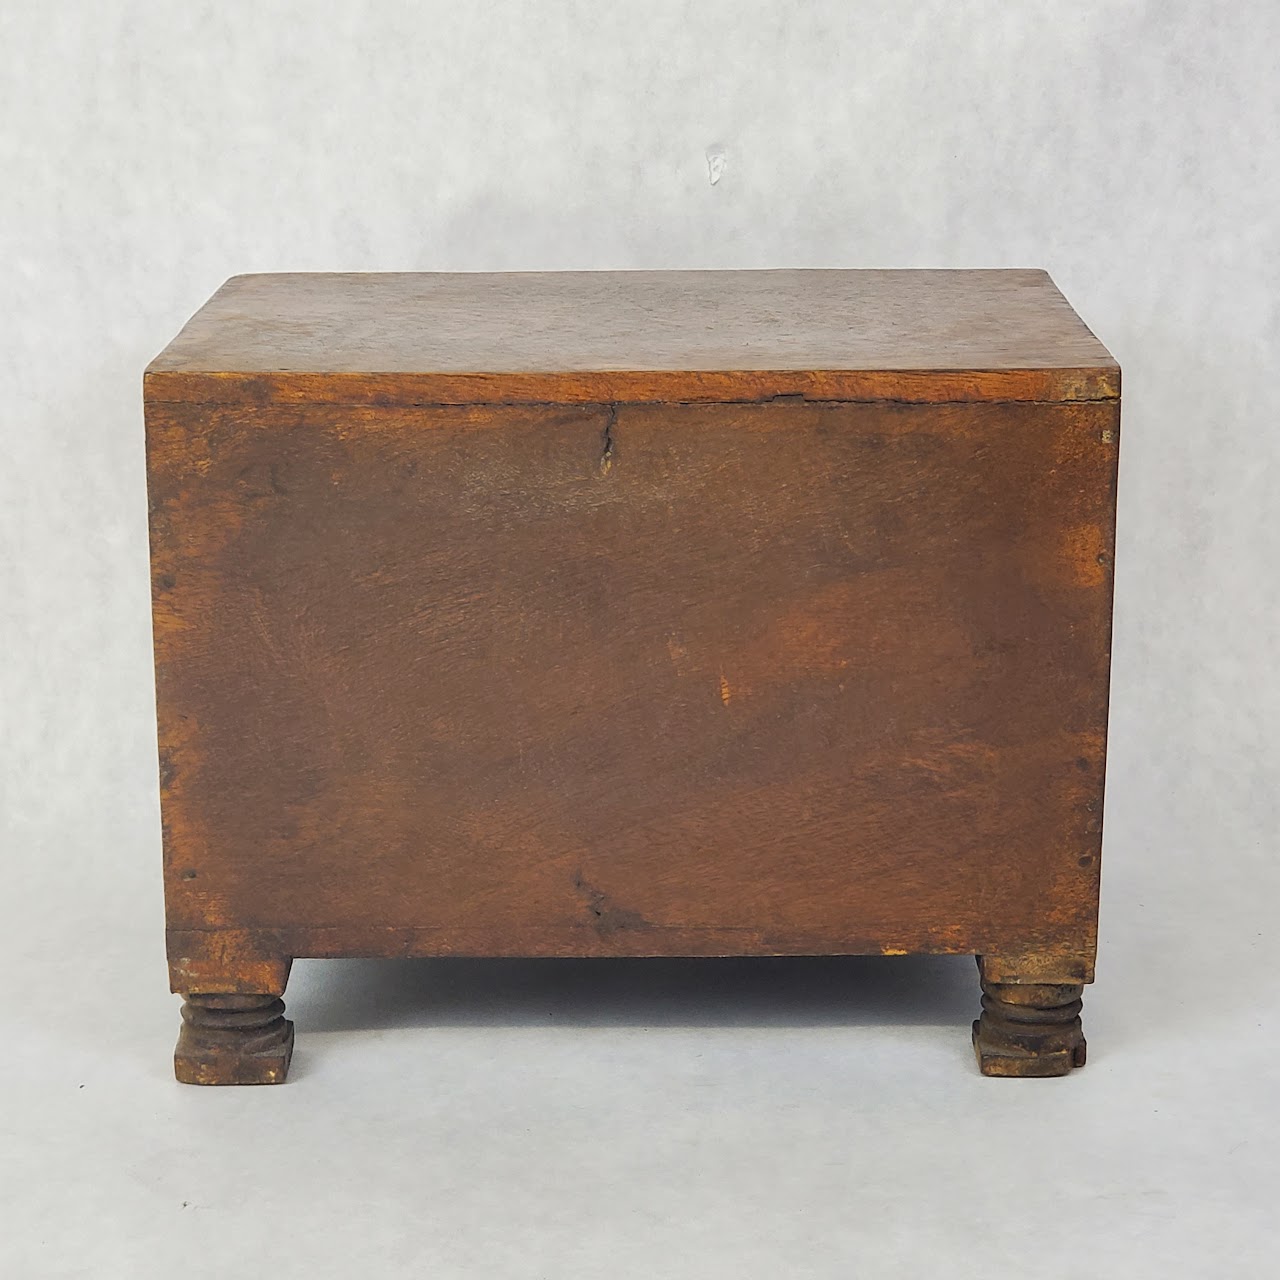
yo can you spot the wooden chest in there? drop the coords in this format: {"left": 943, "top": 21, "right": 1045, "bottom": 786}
{"left": 145, "top": 270, "right": 1119, "bottom": 1082}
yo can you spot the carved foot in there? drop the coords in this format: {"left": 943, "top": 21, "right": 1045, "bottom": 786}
{"left": 174, "top": 993, "right": 295, "bottom": 1085}
{"left": 971, "top": 960, "right": 1086, "bottom": 1078}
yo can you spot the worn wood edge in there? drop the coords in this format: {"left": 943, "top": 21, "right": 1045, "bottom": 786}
{"left": 167, "top": 926, "right": 1098, "bottom": 968}
{"left": 143, "top": 365, "right": 1120, "bottom": 409}
{"left": 978, "top": 949, "right": 1096, "bottom": 986}
{"left": 168, "top": 952, "right": 292, "bottom": 996}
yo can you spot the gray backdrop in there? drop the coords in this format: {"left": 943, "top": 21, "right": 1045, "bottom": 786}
{"left": 3, "top": 2, "right": 1276, "bottom": 1275}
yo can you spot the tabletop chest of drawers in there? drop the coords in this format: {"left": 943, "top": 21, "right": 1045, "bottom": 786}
{"left": 146, "top": 269, "right": 1119, "bottom": 1082}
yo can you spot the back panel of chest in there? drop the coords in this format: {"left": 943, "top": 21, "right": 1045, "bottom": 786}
{"left": 148, "top": 395, "right": 1116, "bottom": 969}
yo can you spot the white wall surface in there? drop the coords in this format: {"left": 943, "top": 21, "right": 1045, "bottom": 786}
{"left": 2, "top": 3, "right": 1277, "bottom": 1276}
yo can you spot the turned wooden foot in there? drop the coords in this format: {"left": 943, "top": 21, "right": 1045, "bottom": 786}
{"left": 971, "top": 958, "right": 1087, "bottom": 1078}
{"left": 174, "top": 993, "right": 295, "bottom": 1085}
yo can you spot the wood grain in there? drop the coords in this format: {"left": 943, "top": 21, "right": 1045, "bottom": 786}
{"left": 145, "top": 270, "right": 1119, "bottom": 407}
{"left": 149, "top": 396, "right": 1117, "bottom": 979}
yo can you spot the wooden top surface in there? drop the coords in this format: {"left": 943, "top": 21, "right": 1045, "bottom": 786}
{"left": 146, "top": 270, "right": 1118, "bottom": 406}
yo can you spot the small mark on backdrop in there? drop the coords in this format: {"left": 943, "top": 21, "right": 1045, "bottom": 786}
{"left": 706, "top": 143, "right": 728, "bottom": 186}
